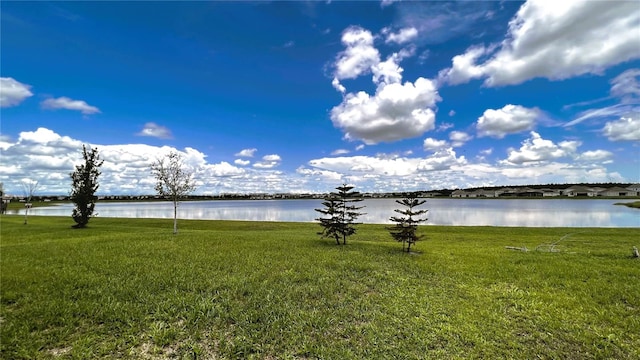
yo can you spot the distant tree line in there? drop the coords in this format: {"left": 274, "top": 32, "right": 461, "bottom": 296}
{"left": 462, "top": 182, "right": 637, "bottom": 191}
{"left": 3, "top": 182, "right": 637, "bottom": 202}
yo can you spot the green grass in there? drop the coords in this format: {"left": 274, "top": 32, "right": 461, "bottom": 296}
{"left": 1, "top": 215, "right": 639, "bottom": 359}
{"left": 615, "top": 201, "right": 640, "bottom": 209}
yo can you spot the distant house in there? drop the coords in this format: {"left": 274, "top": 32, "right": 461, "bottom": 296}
{"left": 590, "top": 187, "right": 607, "bottom": 196}
{"left": 423, "top": 191, "right": 443, "bottom": 197}
{"left": 541, "top": 188, "right": 561, "bottom": 197}
{"left": 515, "top": 187, "right": 544, "bottom": 197}
{"left": 496, "top": 188, "right": 517, "bottom": 197}
{"left": 564, "top": 186, "right": 595, "bottom": 197}
{"left": 451, "top": 189, "right": 468, "bottom": 198}
{"left": 598, "top": 186, "right": 635, "bottom": 197}
{"left": 470, "top": 189, "right": 496, "bottom": 198}
{"left": 626, "top": 184, "right": 640, "bottom": 195}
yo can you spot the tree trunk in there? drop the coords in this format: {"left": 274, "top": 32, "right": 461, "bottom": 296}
{"left": 173, "top": 200, "right": 178, "bottom": 235}
{"left": 23, "top": 207, "right": 28, "bottom": 225}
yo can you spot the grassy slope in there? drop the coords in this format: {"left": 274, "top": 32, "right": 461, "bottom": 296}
{"left": 615, "top": 201, "right": 640, "bottom": 209}
{"left": 1, "top": 215, "right": 639, "bottom": 359}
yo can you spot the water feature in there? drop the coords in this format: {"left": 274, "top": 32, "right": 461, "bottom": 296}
{"left": 10, "top": 198, "right": 639, "bottom": 227}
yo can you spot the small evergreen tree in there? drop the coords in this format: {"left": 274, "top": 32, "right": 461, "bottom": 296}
{"left": 150, "top": 151, "right": 197, "bottom": 234}
{"left": 70, "top": 145, "right": 103, "bottom": 228}
{"left": 315, "top": 195, "right": 343, "bottom": 245}
{"left": 315, "top": 184, "right": 365, "bottom": 245}
{"left": 388, "top": 192, "right": 428, "bottom": 252}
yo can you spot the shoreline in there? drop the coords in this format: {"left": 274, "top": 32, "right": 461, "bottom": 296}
{"left": 614, "top": 200, "right": 640, "bottom": 209}
{"left": 1, "top": 214, "right": 638, "bottom": 229}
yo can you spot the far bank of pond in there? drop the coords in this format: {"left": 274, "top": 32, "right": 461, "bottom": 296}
{"left": 7, "top": 198, "right": 639, "bottom": 227}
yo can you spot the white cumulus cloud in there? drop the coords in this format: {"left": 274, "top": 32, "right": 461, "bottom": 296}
{"left": 329, "top": 24, "right": 441, "bottom": 144}
{"left": 372, "top": 52, "right": 406, "bottom": 86}
{"left": 503, "top": 131, "right": 581, "bottom": 164}
{"left": 202, "top": 161, "right": 245, "bottom": 178}
{"left": 417, "top": 148, "right": 467, "bottom": 171}
{"left": 332, "top": 26, "right": 380, "bottom": 87}
{"left": 383, "top": 27, "right": 418, "bottom": 44}
{"left": 0, "top": 77, "right": 33, "bottom": 107}
{"left": 330, "top": 77, "right": 440, "bottom": 144}
{"left": 0, "top": 127, "right": 253, "bottom": 195}
{"left": 253, "top": 154, "right": 282, "bottom": 169}
{"left": 310, "top": 155, "right": 417, "bottom": 177}
{"left": 331, "top": 149, "right": 350, "bottom": 155}
{"left": 136, "top": 122, "right": 172, "bottom": 139}
{"left": 262, "top": 154, "right": 281, "bottom": 162}
{"left": 309, "top": 148, "right": 467, "bottom": 178}
{"left": 296, "top": 166, "right": 343, "bottom": 181}
{"left": 576, "top": 150, "right": 613, "bottom": 162}
{"left": 235, "top": 148, "right": 257, "bottom": 157}
{"left": 602, "top": 116, "right": 640, "bottom": 141}
{"left": 423, "top": 137, "right": 448, "bottom": 151}
{"left": 477, "top": 104, "right": 539, "bottom": 138}
{"left": 41, "top": 96, "right": 101, "bottom": 115}
{"left": 438, "top": 45, "right": 490, "bottom": 86}
{"left": 439, "top": 0, "right": 640, "bottom": 86}
{"left": 449, "top": 131, "right": 472, "bottom": 147}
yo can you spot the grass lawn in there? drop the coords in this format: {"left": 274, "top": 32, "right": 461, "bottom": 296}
{"left": 1, "top": 215, "right": 639, "bottom": 359}
{"left": 615, "top": 201, "right": 640, "bottom": 209}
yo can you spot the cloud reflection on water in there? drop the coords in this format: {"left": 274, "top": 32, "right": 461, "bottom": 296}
{"left": 13, "top": 199, "right": 640, "bottom": 227}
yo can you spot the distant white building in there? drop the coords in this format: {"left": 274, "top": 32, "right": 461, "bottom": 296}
{"left": 496, "top": 187, "right": 517, "bottom": 197}
{"left": 541, "top": 189, "right": 561, "bottom": 197}
{"left": 626, "top": 184, "right": 640, "bottom": 195}
{"left": 564, "top": 186, "right": 595, "bottom": 197}
{"left": 451, "top": 190, "right": 468, "bottom": 198}
{"left": 470, "top": 189, "right": 496, "bottom": 198}
{"left": 598, "top": 186, "right": 636, "bottom": 197}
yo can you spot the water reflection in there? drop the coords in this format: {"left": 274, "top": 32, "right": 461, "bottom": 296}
{"left": 10, "top": 198, "right": 640, "bottom": 227}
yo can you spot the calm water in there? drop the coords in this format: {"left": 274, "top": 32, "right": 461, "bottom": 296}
{"left": 12, "top": 198, "right": 640, "bottom": 227}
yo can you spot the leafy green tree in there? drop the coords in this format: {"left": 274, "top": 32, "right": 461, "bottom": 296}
{"left": 388, "top": 192, "right": 428, "bottom": 252}
{"left": 70, "top": 145, "right": 103, "bottom": 228}
{"left": 150, "top": 151, "right": 197, "bottom": 234}
{"left": 0, "top": 182, "right": 6, "bottom": 214}
{"left": 315, "top": 184, "right": 365, "bottom": 245}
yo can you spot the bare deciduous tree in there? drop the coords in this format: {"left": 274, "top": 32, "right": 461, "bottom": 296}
{"left": 150, "top": 151, "right": 197, "bottom": 234}
{"left": 22, "top": 180, "right": 39, "bottom": 225}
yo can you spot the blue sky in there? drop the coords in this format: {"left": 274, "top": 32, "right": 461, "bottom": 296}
{"left": 1, "top": 1, "right": 639, "bottom": 195}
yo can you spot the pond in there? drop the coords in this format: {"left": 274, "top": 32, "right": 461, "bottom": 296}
{"left": 11, "top": 198, "right": 640, "bottom": 227}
